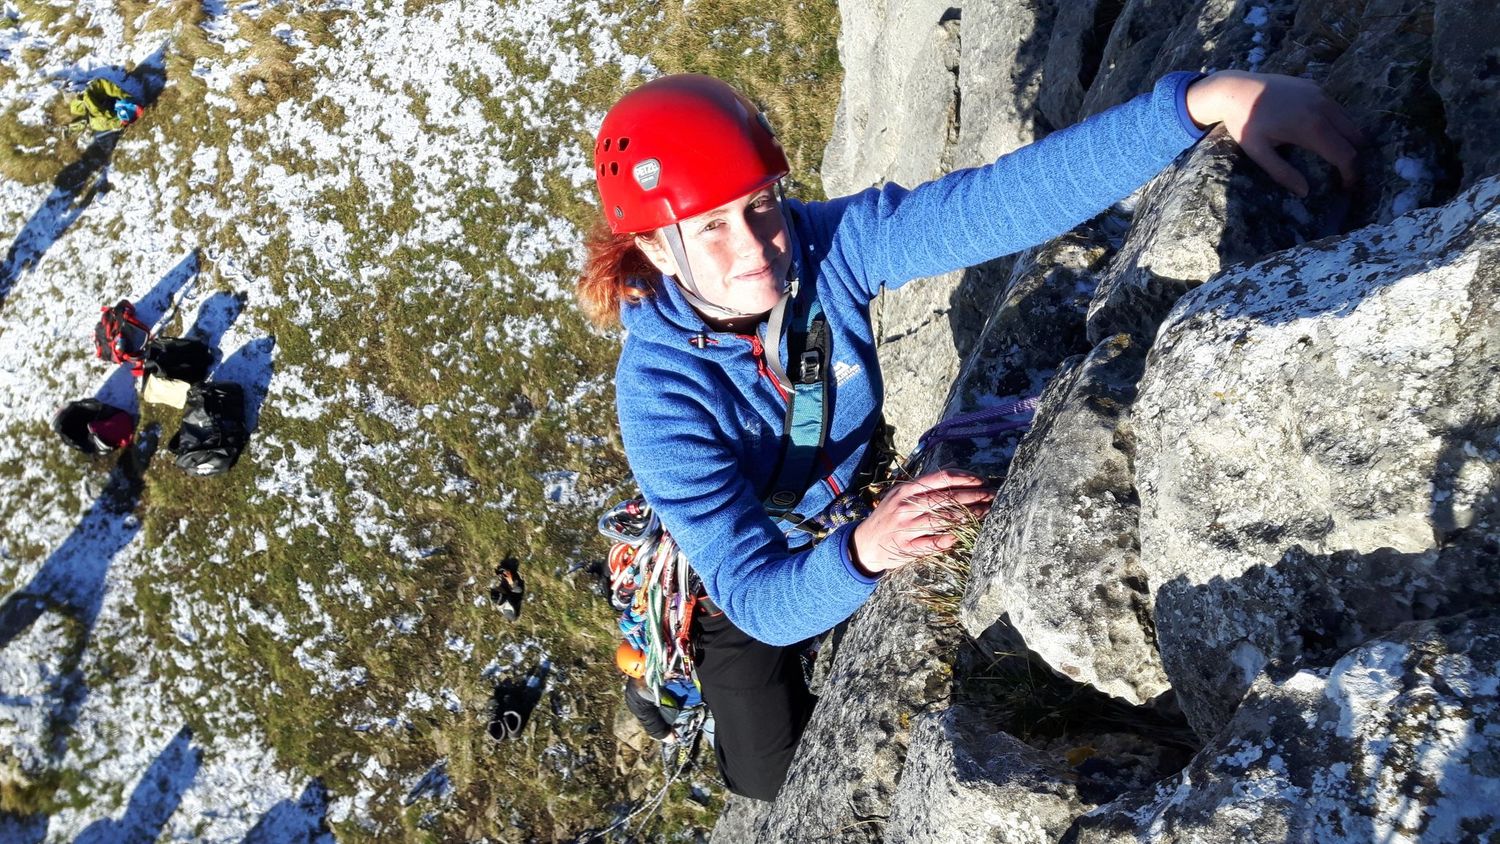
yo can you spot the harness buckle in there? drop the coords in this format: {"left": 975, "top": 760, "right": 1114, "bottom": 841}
{"left": 798, "top": 350, "right": 821, "bottom": 384}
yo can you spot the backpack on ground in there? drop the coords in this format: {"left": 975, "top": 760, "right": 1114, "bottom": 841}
{"left": 52, "top": 399, "right": 135, "bottom": 455}
{"left": 143, "top": 336, "right": 213, "bottom": 382}
{"left": 93, "top": 300, "right": 152, "bottom": 375}
{"left": 167, "top": 383, "right": 247, "bottom": 476}
{"left": 67, "top": 78, "right": 132, "bottom": 134}
{"left": 140, "top": 337, "right": 214, "bottom": 409}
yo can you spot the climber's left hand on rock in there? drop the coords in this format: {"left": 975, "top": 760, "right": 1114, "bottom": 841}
{"left": 1184, "top": 70, "right": 1365, "bottom": 197}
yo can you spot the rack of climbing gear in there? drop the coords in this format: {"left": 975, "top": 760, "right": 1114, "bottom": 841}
{"left": 598, "top": 496, "right": 700, "bottom": 693}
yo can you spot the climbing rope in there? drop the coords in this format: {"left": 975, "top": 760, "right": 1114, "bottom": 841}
{"left": 911, "top": 394, "right": 1040, "bottom": 463}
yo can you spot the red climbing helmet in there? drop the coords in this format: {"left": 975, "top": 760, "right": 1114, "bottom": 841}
{"left": 594, "top": 74, "right": 790, "bottom": 235}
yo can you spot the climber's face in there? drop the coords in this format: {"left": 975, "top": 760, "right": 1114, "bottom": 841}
{"left": 636, "top": 187, "right": 792, "bottom": 317}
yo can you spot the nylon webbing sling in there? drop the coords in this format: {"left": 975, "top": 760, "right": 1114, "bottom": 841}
{"left": 761, "top": 274, "right": 830, "bottom": 521}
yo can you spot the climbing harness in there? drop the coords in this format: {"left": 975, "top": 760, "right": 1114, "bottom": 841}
{"left": 760, "top": 270, "right": 831, "bottom": 520}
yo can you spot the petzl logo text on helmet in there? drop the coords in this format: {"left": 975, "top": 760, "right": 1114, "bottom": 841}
{"left": 633, "top": 158, "right": 662, "bottom": 190}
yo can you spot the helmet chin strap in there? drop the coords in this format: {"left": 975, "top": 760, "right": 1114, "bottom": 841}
{"left": 660, "top": 223, "right": 757, "bottom": 321}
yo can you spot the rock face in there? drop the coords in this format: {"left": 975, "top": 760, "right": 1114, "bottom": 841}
{"left": 884, "top": 705, "right": 1090, "bottom": 844}
{"left": 1135, "top": 174, "right": 1500, "bottom": 737}
{"left": 1071, "top": 612, "right": 1500, "bottom": 842}
{"left": 962, "top": 334, "right": 1168, "bottom": 705}
{"left": 713, "top": 0, "right": 1500, "bottom": 840}
{"left": 953, "top": 0, "right": 1054, "bottom": 169}
{"left": 1084, "top": 126, "right": 1344, "bottom": 345}
{"left": 752, "top": 566, "right": 956, "bottom": 843}
{"left": 1432, "top": 0, "right": 1500, "bottom": 188}
{"left": 820, "top": 0, "right": 967, "bottom": 454}
{"left": 922, "top": 225, "right": 1114, "bottom": 476}
{"left": 821, "top": 0, "right": 959, "bottom": 196}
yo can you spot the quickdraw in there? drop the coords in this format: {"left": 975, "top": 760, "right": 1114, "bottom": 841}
{"left": 599, "top": 496, "right": 701, "bottom": 694}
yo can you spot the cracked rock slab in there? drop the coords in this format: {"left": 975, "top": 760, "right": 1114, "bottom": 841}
{"left": 962, "top": 333, "right": 1169, "bottom": 705}
{"left": 1072, "top": 611, "right": 1500, "bottom": 843}
{"left": 1135, "top": 175, "right": 1500, "bottom": 737}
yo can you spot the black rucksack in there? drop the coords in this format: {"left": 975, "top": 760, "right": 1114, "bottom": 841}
{"left": 52, "top": 399, "right": 135, "bottom": 455}
{"left": 167, "top": 383, "right": 248, "bottom": 475}
{"left": 143, "top": 336, "right": 213, "bottom": 383}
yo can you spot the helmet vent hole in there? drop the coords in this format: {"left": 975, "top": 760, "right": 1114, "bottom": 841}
{"left": 603, "top": 138, "right": 612, "bottom": 151}
{"left": 618, "top": 137, "right": 630, "bottom": 151}
{"left": 610, "top": 162, "right": 619, "bottom": 176}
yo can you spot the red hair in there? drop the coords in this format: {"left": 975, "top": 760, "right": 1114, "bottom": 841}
{"left": 577, "top": 220, "right": 656, "bottom": 328}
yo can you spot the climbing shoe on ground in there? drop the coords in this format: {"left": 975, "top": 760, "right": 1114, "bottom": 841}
{"left": 488, "top": 561, "right": 525, "bottom": 621}
{"left": 486, "top": 660, "right": 549, "bottom": 742}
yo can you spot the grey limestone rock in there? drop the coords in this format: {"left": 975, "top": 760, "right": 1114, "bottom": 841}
{"left": 922, "top": 225, "right": 1113, "bottom": 478}
{"left": 961, "top": 333, "right": 1169, "bottom": 705}
{"left": 1263, "top": 0, "right": 1461, "bottom": 227}
{"left": 1071, "top": 612, "right": 1500, "bottom": 842}
{"left": 1035, "top": 0, "right": 1112, "bottom": 129}
{"left": 822, "top": 0, "right": 968, "bottom": 455}
{"left": 872, "top": 271, "right": 974, "bottom": 457}
{"left": 707, "top": 795, "right": 773, "bottom": 844}
{"left": 1086, "top": 126, "right": 1345, "bottom": 346}
{"left": 754, "top": 566, "right": 956, "bottom": 843}
{"left": 1142, "top": 0, "right": 1300, "bottom": 79}
{"left": 1077, "top": 0, "right": 1200, "bottom": 117}
{"left": 1432, "top": 0, "right": 1500, "bottom": 187}
{"left": 954, "top": 0, "right": 1056, "bottom": 170}
{"left": 1134, "top": 175, "right": 1500, "bottom": 737}
{"left": 884, "top": 705, "right": 1091, "bottom": 844}
{"left": 821, "top": 0, "right": 960, "bottom": 197}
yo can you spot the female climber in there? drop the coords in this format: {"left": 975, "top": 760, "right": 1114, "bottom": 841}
{"left": 577, "top": 69, "right": 1360, "bottom": 801}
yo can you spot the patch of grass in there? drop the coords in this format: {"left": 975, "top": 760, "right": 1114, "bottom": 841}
{"left": 648, "top": 0, "right": 844, "bottom": 198}
{"left": 0, "top": 109, "right": 78, "bottom": 186}
{"left": 9, "top": 0, "right": 83, "bottom": 32}
{"left": 904, "top": 487, "right": 986, "bottom": 627}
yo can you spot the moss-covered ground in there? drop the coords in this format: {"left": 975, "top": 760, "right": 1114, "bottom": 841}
{"left": 0, "top": 0, "right": 840, "bottom": 840}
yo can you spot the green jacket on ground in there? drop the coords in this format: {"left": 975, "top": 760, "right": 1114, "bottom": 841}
{"left": 69, "top": 78, "right": 128, "bottom": 133}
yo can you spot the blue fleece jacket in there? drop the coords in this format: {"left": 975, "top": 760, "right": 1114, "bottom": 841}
{"left": 615, "top": 72, "right": 1207, "bottom": 646}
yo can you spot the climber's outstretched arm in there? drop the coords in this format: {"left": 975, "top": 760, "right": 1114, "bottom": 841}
{"left": 1185, "top": 70, "right": 1365, "bottom": 196}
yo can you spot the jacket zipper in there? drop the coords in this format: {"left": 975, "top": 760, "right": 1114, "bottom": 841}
{"left": 743, "top": 333, "right": 790, "bottom": 403}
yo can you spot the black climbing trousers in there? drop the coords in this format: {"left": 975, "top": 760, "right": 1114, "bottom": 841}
{"left": 690, "top": 606, "right": 816, "bottom": 802}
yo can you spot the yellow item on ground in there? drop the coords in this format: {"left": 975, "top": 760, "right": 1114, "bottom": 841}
{"left": 142, "top": 374, "right": 191, "bottom": 409}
